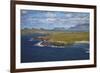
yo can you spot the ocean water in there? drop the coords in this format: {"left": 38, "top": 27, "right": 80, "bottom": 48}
{"left": 21, "top": 34, "right": 89, "bottom": 63}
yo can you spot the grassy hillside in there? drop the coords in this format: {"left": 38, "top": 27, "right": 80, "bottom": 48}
{"left": 47, "top": 32, "right": 89, "bottom": 45}
{"left": 21, "top": 29, "right": 89, "bottom": 45}
{"left": 21, "top": 29, "right": 47, "bottom": 35}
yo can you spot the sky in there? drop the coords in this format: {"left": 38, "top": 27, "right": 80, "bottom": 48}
{"left": 21, "top": 9, "right": 90, "bottom": 29}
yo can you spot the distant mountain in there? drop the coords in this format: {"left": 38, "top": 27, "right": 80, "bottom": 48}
{"left": 67, "top": 24, "right": 89, "bottom": 32}
{"left": 52, "top": 27, "right": 67, "bottom": 31}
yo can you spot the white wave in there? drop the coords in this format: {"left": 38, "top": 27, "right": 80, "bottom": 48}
{"left": 85, "top": 51, "right": 89, "bottom": 53}
{"left": 74, "top": 41, "right": 89, "bottom": 44}
{"left": 34, "top": 41, "right": 44, "bottom": 47}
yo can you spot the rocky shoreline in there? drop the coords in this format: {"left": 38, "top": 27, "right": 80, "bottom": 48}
{"left": 34, "top": 40, "right": 89, "bottom": 48}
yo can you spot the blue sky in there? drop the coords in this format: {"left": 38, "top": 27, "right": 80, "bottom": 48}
{"left": 21, "top": 9, "right": 90, "bottom": 29}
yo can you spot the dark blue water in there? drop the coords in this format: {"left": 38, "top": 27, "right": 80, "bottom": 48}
{"left": 21, "top": 34, "right": 89, "bottom": 63}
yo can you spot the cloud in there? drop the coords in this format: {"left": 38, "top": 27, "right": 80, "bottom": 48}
{"left": 65, "top": 13, "right": 73, "bottom": 18}
{"left": 21, "top": 10, "right": 89, "bottom": 29}
{"left": 21, "top": 10, "right": 28, "bottom": 14}
{"left": 45, "top": 12, "right": 57, "bottom": 18}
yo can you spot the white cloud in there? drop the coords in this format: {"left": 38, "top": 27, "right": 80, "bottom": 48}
{"left": 21, "top": 10, "right": 27, "bottom": 14}
{"left": 46, "top": 12, "right": 56, "bottom": 18}
{"left": 46, "top": 18, "right": 56, "bottom": 22}
{"left": 65, "top": 13, "right": 73, "bottom": 18}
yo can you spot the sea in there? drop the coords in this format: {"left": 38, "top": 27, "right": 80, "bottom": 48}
{"left": 21, "top": 34, "right": 89, "bottom": 63}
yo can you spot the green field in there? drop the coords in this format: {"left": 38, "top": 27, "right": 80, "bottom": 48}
{"left": 21, "top": 29, "right": 89, "bottom": 45}
{"left": 45, "top": 32, "right": 89, "bottom": 45}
